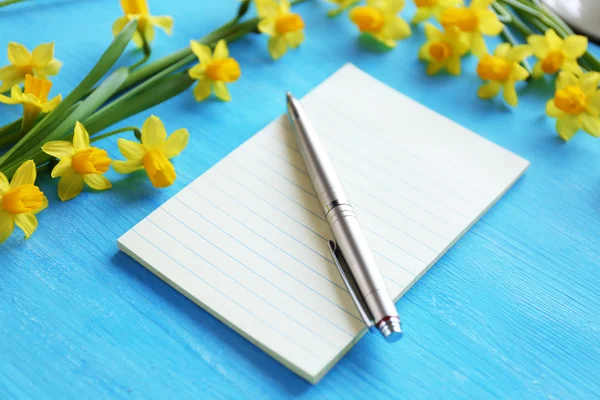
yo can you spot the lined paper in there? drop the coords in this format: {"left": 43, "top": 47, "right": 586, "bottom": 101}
{"left": 118, "top": 64, "right": 529, "bottom": 383}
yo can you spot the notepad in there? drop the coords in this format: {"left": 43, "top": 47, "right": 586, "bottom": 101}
{"left": 118, "top": 64, "right": 529, "bottom": 383}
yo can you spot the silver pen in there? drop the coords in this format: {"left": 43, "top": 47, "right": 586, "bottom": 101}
{"left": 286, "top": 92, "right": 402, "bottom": 342}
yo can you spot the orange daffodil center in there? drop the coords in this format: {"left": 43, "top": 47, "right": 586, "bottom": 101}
{"left": 527, "top": 29, "right": 588, "bottom": 78}
{"left": 0, "top": 74, "right": 62, "bottom": 133}
{"left": 256, "top": 0, "right": 306, "bottom": 60}
{"left": 348, "top": 0, "right": 411, "bottom": 48}
{"left": 0, "top": 160, "right": 47, "bottom": 244}
{"left": 0, "top": 42, "right": 62, "bottom": 93}
{"left": 476, "top": 43, "right": 532, "bottom": 107}
{"left": 112, "top": 0, "right": 173, "bottom": 48}
{"left": 418, "top": 24, "right": 469, "bottom": 76}
{"left": 188, "top": 39, "right": 241, "bottom": 102}
{"left": 546, "top": 71, "right": 600, "bottom": 141}
{"left": 42, "top": 122, "right": 113, "bottom": 202}
{"left": 113, "top": 115, "right": 189, "bottom": 189}
{"left": 438, "top": 0, "right": 503, "bottom": 56}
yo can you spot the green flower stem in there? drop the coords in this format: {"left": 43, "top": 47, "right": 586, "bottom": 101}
{"left": 89, "top": 126, "right": 141, "bottom": 143}
{"left": 128, "top": 36, "right": 152, "bottom": 71}
{"left": 0, "top": 0, "right": 26, "bottom": 7}
{"left": 492, "top": 2, "right": 534, "bottom": 38}
{"left": 0, "top": 131, "right": 21, "bottom": 149}
{"left": 0, "top": 119, "right": 22, "bottom": 139}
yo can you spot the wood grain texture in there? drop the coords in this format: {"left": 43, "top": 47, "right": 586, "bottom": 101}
{"left": 1, "top": 1, "right": 599, "bottom": 398}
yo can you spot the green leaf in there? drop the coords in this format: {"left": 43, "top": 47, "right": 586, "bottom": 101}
{"left": 84, "top": 72, "right": 194, "bottom": 135}
{"left": 0, "top": 20, "right": 138, "bottom": 169}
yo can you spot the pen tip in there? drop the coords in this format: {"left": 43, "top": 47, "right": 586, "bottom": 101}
{"left": 286, "top": 91, "right": 294, "bottom": 103}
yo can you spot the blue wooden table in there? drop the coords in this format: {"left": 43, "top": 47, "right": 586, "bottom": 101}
{"left": 1, "top": 0, "right": 599, "bottom": 398}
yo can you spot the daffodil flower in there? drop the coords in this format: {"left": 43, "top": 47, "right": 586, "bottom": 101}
{"left": 113, "top": 115, "right": 189, "bottom": 188}
{"left": 0, "top": 160, "right": 48, "bottom": 244}
{"left": 349, "top": 0, "right": 411, "bottom": 48}
{"left": 546, "top": 71, "right": 600, "bottom": 141}
{"left": 439, "top": 0, "right": 503, "bottom": 56}
{"left": 188, "top": 39, "right": 241, "bottom": 102}
{"left": 42, "top": 122, "right": 112, "bottom": 202}
{"left": 527, "top": 29, "right": 587, "bottom": 79}
{"left": 0, "top": 42, "right": 62, "bottom": 93}
{"left": 476, "top": 43, "right": 532, "bottom": 107}
{"left": 113, "top": 0, "right": 173, "bottom": 48}
{"left": 418, "top": 24, "right": 469, "bottom": 75}
{"left": 412, "top": 0, "right": 463, "bottom": 24}
{"left": 326, "top": 0, "right": 361, "bottom": 17}
{"left": 0, "top": 75, "right": 61, "bottom": 133}
{"left": 256, "top": 0, "right": 306, "bottom": 59}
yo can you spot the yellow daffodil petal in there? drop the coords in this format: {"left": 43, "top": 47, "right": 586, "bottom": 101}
{"left": 447, "top": 57, "right": 461, "bottom": 75}
{"left": 10, "top": 160, "right": 36, "bottom": 188}
{"left": 268, "top": 36, "right": 288, "bottom": 60}
{"left": 477, "top": 81, "right": 501, "bottom": 99}
{"left": 527, "top": 34, "right": 550, "bottom": 59}
{"left": 14, "top": 213, "right": 37, "bottom": 240}
{"left": 580, "top": 114, "right": 600, "bottom": 137}
{"left": 507, "top": 44, "right": 532, "bottom": 62}
{"left": 73, "top": 122, "right": 90, "bottom": 151}
{"left": 512, "top": 64, "right": 530, "bottom": 81}
{"left": 0, "top": 210, "right": 15, "bottom": 244}
{"left": 556, "top": 115, "right": 579, "bottom": 141}
{"left": 143, "top": 150, "right": 176, "bottom": 188}
{"left": 562, "top": 35, "right": 587, "bottom": 58}
{"left": 426, "top": 62, "right": 443, "bottom": 75}
{"left": 190, "top": 40, "right": 213, "bottom": 65}
{"left": 8, "top": 42, "right": 31, "bottom": 65}
{"left": 546, "top": 99, "right": 563, "bottom": 118}
{"left": 213, "top": 82, "right": 231, "bottom": 102}
{"left": 51, "top": 158, "right": 73, "bottom": 178}
{"left": 561, "top": 59, "right": 581, "bottom": 75}
{"left": 424, "top": 23, "right": 443, "bottom": 41}
{"left": 193, "top": 80, "right": 212, "bottom": 102}
{"left": 39, "top": 95, "right": 62, "bottom": 113}
{"left": 163, "top": 128, "right": 189, "bottom": 158}
{"left": 285, "top": 31, "right": 305, "bottom": 48}
{"left": 382, "top": 16, "right": 411, "bottom": 41}
{"left": 557, "top": 71, "right": 578, "bottom": 89}
{"left": 477, "top": 9, "right": 504, "bottom": 35}
{"left": 412, "top": 8, "right": 432, "bottom": 24}
{"left": 113, "top": 159, "right": 144, "bottom": 174}
{"left": 471, "top": 34, "right": 488, "bottom": 57}
{"left": 117, "top": 138, "right": 145, "bottom": 160}
{"left": 587, "top": 92, "right": 600, "bottom": 115}
{"left": 532, "top": 61, "right": 544, "bottom": 79}
{"left": 150, "top": 16, "right": 174, "bottom": 35}
{"left": 31, "top": 43, "right": 55, "bottom": 66}
{"left": 258, "top": 17, "right": 277, "bottom": 36}
{"left": 503, "top": 82, "right": 518, "bottom": 106}
{"left": 38, "top": 59, "right": 62, "bottom": 78}
{"left": 0, "top": 93, "right": 21, "bottom": 105}
{"left": 0, "top": 172, "right": 9, "bottom": 194}
{"left": 581, "top": 72, "right": 600, "bottom": 94}
{"left": 0, "top": 66, "right": 21, "bottom": 92}
{"left": 188, "top": 63, "right": 207, "bottom": 80}
{"left": 142, "top": 115, "right": 167, "bottom": 148}
{"left": 84, "top": 174, "right": 112, "bottom": 191}
{"left": 42, "top": 140, "right": 75, "bottom": 159}
{"left": 58, "top": 174, "right": 85, "bottom": 202}
{"left": 546, "top": 29, "right": 563, "bottom": 49}
{"left": 372, "top": 0, "right": 403, "bottom": 14}
{"left": 213, "top": 40, "right": 229, "bottom": 60}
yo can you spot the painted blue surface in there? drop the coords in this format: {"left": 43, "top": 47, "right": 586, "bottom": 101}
{"left": 1, "top": 1, "right": 599, "bottom": 398}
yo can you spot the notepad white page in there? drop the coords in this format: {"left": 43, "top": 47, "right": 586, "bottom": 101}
{"left": 118, "top": 64, "right": 529, "bottom": 383}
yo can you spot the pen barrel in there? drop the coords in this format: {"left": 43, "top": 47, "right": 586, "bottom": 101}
{"left": 327, "top": 205, "right": 399, "bottom": 326}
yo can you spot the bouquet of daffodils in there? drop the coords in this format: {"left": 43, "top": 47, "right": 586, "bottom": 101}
{"left": 0, "top": 0, "right": 596, "bottom": 245}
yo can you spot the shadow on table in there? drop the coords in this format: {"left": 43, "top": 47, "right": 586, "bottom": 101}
{"left": 109, "top": 251, "right": 316, "bottom": 396}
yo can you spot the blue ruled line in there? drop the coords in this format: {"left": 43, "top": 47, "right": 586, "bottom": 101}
{"left": 156, "top": 205, "right": 355, "bottom": 337}
{"left": 131, "top": 229, "right": 330, "bottom": 363}
{"left": 205, "top": 180, "right": 334, "bottom": 265}
{"left": 172, "top": 195, "right": 362, "bottom": 322}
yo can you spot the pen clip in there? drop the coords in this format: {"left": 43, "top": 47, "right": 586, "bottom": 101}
{"left": 327, "top": 240, "right": 375, "bottom": 330}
